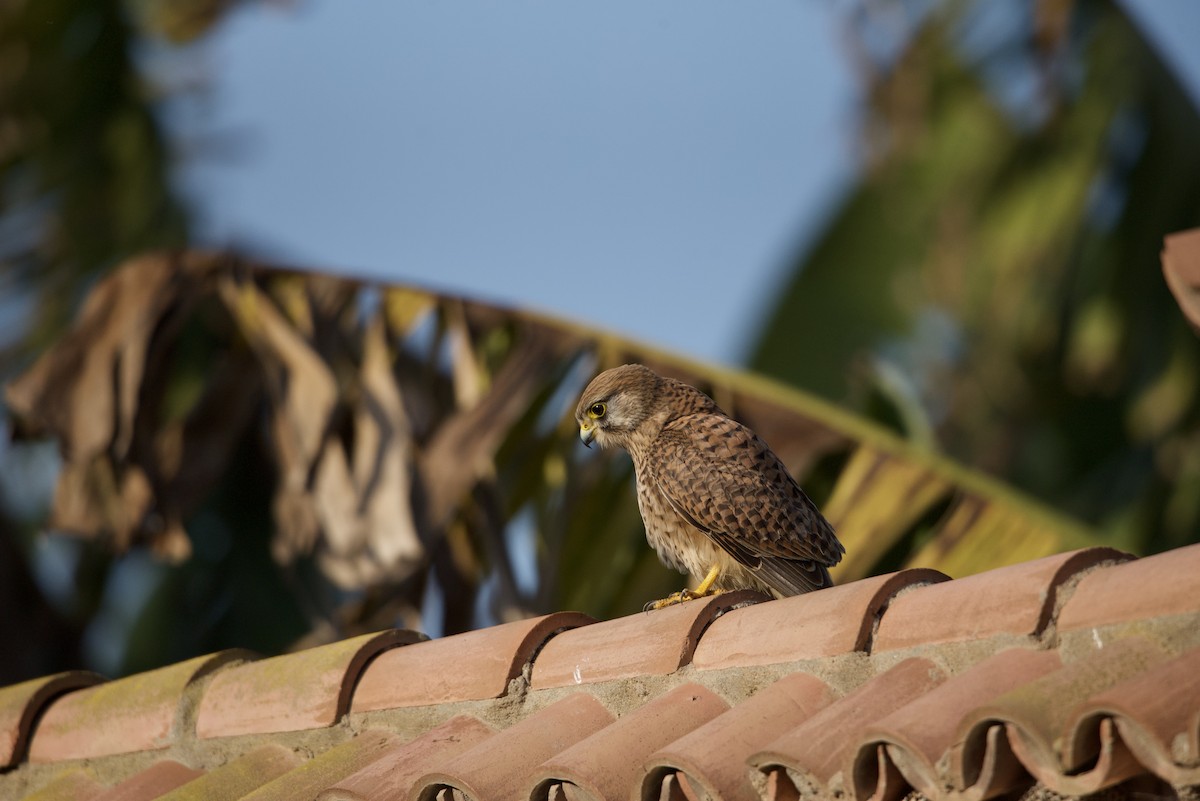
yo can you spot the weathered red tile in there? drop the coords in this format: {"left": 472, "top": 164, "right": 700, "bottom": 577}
{"left": 154, "top": 745, "right": 300, "bottom": 801}
{"left": 850, "top": 647, "right": 1062, "bottom": 801}
{"left": 855, "top": 745, "right": 907, "bottom": 801}
{"left": 1060, "top": 714, "right": 1152, "bottom": 796}
{"left": 530, "top": 591, "right": 766, "bottom": 689}
{"left": 19, "top": 768, "right": 104, "bottom": 801}
{"left": 0, "top": 671, "right": 103, "bottom": 767}
{"left": 240, "top": 730, "right": 403, "bottom": 801}
{"left": 641, "top": 673, "right": 837, "bottom": 801}
{"left": 1070, "top": 644, "right": 1200, "bottom": 786}
{"left": 957, "top": 637, "right": 1169, "bottom": 797}
{"left": 317, "top": 716, "right": 495, "bottom": 801}
{"left": 352, "top": 612, "right": 594, "bottom": 712}
{"left": 692, "top": 570, "right": 948, "bottom": 670}
{"left": 750, "top": 658, "right": 945, "bottom": 797}
{"left": 1057, "top": 543, "right": 1200, "bottom": 632}
{"left": 949, "top": 722, "right": 1028, "bottom": 801}
{"left": 763, "top": 767, "right": 798, "bottom": 801}
{"left": 873, "top": 548, "right": 1131, "bottom": 652}
{"left": 1025, "top": 716, "right": 1143, "bottom": 798}
{"left": 196, "top": 629, "right": 423, "bottom": 738}
{"left": 530, "top": 683, "right": 728, "bottom": 801}
{"left": 93, "top": 760, "right": 203, "bottom": 801}
{"left": 1163, "top": 228, "right": 1200, "bottom": 330}
{"left": 648, "top": 772, "right": 703, "bottom": 801}
{"left": 29, "top": 651, "right": 248, "bottom": 762}
{"left": 1165, "top": 228, "right": 1200, "bottom": 282}
{"left": 409, "top": 693, "right": 614, "bottom": 800}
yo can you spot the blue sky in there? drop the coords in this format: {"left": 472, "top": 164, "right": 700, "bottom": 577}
{"left": 172, "top": 1, "right": 1200, "bottom": 367}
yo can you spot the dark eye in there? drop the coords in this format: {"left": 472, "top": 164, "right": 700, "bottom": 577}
{"left": 588, "top": 402, "right": 607, "bottom": 419}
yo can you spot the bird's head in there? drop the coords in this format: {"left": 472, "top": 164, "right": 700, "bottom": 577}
{"left": 574, "top": 364, "right": 660, "bottom": 451}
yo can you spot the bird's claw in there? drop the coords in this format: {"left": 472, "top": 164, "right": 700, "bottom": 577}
{"left": 644, "top": 590, "right": 692, "bottom": 611}
{"left": 643, "top": 587, "right": 724, "bottom": 612}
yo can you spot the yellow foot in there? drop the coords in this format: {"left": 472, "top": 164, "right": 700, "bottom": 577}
{"left": 643, "top": 565, "right": 727, "bottom": 611}
{"left": 643, "top": 586, "right": 726, "bottom": 612}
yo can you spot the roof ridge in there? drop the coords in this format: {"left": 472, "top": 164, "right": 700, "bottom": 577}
{"left": 2, "top": 544, "right": 1199, "bottom": 801}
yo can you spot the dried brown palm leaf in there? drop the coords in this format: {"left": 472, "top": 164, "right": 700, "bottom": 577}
{"left": 6, "top": 251, "right": 1100, "bottom": 632}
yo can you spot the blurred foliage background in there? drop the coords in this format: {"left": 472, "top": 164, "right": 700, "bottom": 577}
{"left": 1, "top": 0, "right": 1197, "bottom": 685}
{"left": 752, "top": 0, "right": 1200, "bottom": 555}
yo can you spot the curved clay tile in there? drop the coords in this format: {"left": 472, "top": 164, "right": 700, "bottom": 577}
{"left": 857, "top": 744, "right": 907, "bottom": 801}
{"left": 1057, "top": 542, "right": 1200, "bottom": 632}
{"left": 528, "top": 683, "right": 728, "bottom": 801}
{"left": 955, "top": 637, "right": 1169, "bottom": 797}
{"left": 850, "top": 647, "right": 1062, "bottom": 800}
{"left": 1162, "top": 228, "right": 1200, "bottom": 332}
{"left": 195, "top": 629, "right": 423, "bottom": 738}
{"left": 1067, "top": 644, "right": 1200, "bottom": 787}
{"left": 29, "top": 650, "right": 253, "bottom": 762}
{"left": 749, "top": 658, "right": 946, "bottom": 799}
{"left": 691, "top": 569, "right": 948, "bottom": 670}
{"left": 871, "top": 547, "right": 1131, "bottom": 652}
{"left": 638, "top": 673, "right": 837, "bottom": 801}
{"left": 948, "top": 723, "right": 1027, "bottom": 801}
{"left": 408, "top": 693, "right": 613, "bottom": 801}
{"left": 0, "top": 671, "right": 103, "bottom": 767}
{"left": 16, "top": 768, "right": 104, "bottom": 801}
{"left": 318, "top": 717, "right": 495, "bottom": 801}
{"left": 241, "top": 731, "right": 405, "bottom": 801}
{"left": 529, "top": 591, "right": 766, "bottom": 689}
{"left": 151, "top": 745, "right": 299, "bottom": 800}
{"left": 90, "top": 760, "right": 203, "bottom": 801}
{"left": 1020, "top": 716, "right": 1145, "bottom": 797}
{"left": 351, "top": 612, "right": 595, "bottom": 712}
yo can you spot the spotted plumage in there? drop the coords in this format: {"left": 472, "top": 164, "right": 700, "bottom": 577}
{"left": 575, "top": 364, "right": 844, "bottom": 601}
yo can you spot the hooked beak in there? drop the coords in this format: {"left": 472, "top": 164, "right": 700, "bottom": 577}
{"left": 579, "top": 422, "right": 596, "bottom": 448}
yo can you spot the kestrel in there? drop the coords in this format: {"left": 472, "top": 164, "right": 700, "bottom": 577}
{"left": 575, "top": 364, "right": 844, "bottom": 607}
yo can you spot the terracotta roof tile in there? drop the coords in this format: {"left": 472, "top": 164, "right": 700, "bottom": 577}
{"left": 1166, "top": 229, "right": 1200, "bottom": 282}
{"left": 318, "top": 716, "right": 496, "bottom": 801}
{"left": 154, "top": 744, "right": 300, "bottom": 801}
{"left": 849, "top": 646, "right": 1062, "bottom": 800}
{"left": 1163, "top": 227, "right": 1200, "bottom": 331}
{"left": 1057, "top": 542, "right": 1200, "bottom": 632}
{"left": 5, "top": 544, "right": 1200, "bottom": 801}
{"left": 0, "top": 671, "right": 102, "bottom": 767}
{"left": 641, "top": 673, "right": 837, "bottom": 801}
{"left": 20, "top": 769, "right": 104, "bottom": 801}
{"left": 91, "top": 760, "right": 203, "bottom": 801}
{"left": 530, "top": 683, "right": 728, "bottom": 801}
{"left": 239, "top": 730, "right": 402, "bottom": 801}
{"left": 29, "top": 651, "right": 248, "bottom": 762}
{"left": 1071, "top": 644, "right": 1200, "bottom": 787}
{"left": 749, "top": 658, "right": 947, "bottom": 798}
{"left": 872, "top": 547, "right": 1131, "bottom": 651}
{"left": 530, "top": 591, "right": 766, "bottom": 689}
{"left": 196, "top": 629, "right": 423, "bottom": 738}
{"left": 408, "top": 693, "right": 614, "bottom": 801}
{"left": 692, "top": 569, "right": 948, "bottom": 669}
{"left": 958, "top": 637, "right": 1170, "bottom": 797}
{"left": 763, "top": 768, "right": 797, "bottom": 801}
{"left": 352, "top": 612, "right": 594, "bottom": 712}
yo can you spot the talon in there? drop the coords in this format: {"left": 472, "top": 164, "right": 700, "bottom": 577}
{"left": 644, "top": 590, "right": 690, "bottom": 611}
{"left": 644, "top": 582, "right": 728, "bottom": 611}
{"left": 647, "top": 597, "right": 676, "bottom": 611}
